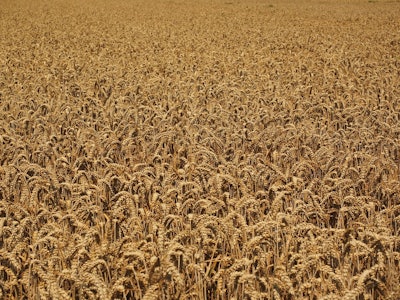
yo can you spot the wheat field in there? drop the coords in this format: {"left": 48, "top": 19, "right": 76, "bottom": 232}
{"left": 0, "top": 0, "right": 399, "bottom": 299}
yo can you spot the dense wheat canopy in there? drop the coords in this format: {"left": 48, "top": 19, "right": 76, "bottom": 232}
{"left": 0, "top": 0, "right": 400, "bottom": 299}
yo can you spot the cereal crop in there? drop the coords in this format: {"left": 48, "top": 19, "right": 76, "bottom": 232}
{"left": 0, "top": 0, "right": 399, "bottom": 299}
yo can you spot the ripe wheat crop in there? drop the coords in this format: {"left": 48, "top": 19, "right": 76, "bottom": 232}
{"left": 1, "top": 0, "right": 399, "bottom": 299}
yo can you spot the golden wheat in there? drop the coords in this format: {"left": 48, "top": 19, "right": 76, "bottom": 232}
{"left": 0, "top": 0, "right": 399, "bottom": 299}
